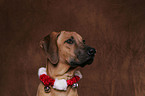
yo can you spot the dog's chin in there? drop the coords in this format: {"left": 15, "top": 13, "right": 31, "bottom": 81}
{"left": 69, "top": 57, "right": 94, "bottom": 68}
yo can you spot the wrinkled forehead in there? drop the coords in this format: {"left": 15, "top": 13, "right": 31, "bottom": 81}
{"left": 57, "top": 31, "right": 82, "bottom": 43}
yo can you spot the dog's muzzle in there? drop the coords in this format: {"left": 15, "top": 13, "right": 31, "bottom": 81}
{"left": 70, "top": 47, "right": 96, "bottom": 67}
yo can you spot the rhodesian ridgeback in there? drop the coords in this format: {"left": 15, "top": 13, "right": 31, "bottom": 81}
{"left": 37, "top": 31, "right": 96, "bottom": 96}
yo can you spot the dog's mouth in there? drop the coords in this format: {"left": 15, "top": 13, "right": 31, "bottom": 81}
{"left": 64, "top": 67, "right": 76, "bottom": 73}
{"left": 80, "top": 57, "right": 94, "bottom": 67}
{"left": 70, "top": 57, "right": 94, "bottom": 68}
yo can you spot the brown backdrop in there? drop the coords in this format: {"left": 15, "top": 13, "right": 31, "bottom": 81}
{"left": 0, "top": 0, "right": 145, "bottom": 96}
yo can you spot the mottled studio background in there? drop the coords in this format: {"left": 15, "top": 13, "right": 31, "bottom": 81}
{"left": 0, "top": 0, "right": 145, "bottom": 96}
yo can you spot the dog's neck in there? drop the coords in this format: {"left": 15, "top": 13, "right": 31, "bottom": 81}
{"left": 44, "top": 61, "right": 79, "bottom": 96}
{"left": 46, "top": 61, "right": 77, "bottom": 80}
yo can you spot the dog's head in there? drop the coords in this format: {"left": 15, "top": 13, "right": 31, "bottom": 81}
{"left": 40, "top": 31, "right": 96, "bottom": 67}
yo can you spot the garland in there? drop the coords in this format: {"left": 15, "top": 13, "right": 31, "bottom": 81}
{"left": 38, "top": 67, "right": 82, "bottom": 91}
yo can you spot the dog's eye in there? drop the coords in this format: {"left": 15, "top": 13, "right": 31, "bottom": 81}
{"left": 83, "top": 40, "right": 85, "bottom": 44}
{"left": 65, "top": 39, "right": 74, "bottom": 44}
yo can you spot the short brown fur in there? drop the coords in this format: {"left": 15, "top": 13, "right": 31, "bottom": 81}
{"left": 37, "top": 31, "right": 84, "bottom": 96}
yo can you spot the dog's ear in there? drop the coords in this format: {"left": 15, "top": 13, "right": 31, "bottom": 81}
{"left": 40, "top": 32, "right": 60, "bottom": 64}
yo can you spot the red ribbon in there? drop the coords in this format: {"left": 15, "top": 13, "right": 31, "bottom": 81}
{"left": 40, "top": 74, "right": 55, "bottom": 86}
{"left": 67, "top": 76, "right": 80, "bottom": 86}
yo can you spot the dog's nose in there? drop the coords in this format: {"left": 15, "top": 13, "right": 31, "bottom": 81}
{"left": 87, "top": 48, "right": 96, "bottom": 56}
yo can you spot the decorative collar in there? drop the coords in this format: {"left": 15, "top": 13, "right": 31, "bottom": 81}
{"left": 38, "top": 67, "right": 82, "bottom": 91}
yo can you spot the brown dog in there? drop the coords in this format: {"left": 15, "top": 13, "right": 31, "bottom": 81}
{"left": 37, "top": 31, "right": 96, "bottom": 96}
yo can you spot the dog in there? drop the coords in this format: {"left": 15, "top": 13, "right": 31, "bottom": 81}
{"left": 36, "top": 31, "right": 96, "bottom": 96}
